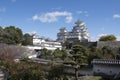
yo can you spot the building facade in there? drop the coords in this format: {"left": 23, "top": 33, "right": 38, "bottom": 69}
{"left": 57, "top": 20, "right": 90, "bottom": 43}
{"left": 31, "top": 33, "right": 62, "bottom": 50}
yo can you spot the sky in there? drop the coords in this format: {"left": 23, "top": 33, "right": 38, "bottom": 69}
{"left": 0, "top": 0, "right": 120, "bottom": 41}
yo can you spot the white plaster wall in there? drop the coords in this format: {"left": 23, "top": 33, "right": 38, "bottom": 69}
{"left": 93, "top": 64, "right": 120, "bottom": 75}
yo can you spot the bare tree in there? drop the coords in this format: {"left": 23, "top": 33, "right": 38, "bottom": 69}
{"left": 0, "top": 43, "right": 27, "bottom": 60}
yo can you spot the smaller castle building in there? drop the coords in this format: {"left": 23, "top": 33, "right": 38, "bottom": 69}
{"left": 27, "top": 33, "right": 62, "bottom": 50}
{"left": 57, "top": 20, "right": 90, "bottom": 43}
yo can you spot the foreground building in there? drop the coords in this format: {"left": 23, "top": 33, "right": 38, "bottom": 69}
{"left": 57, "top": 20, "right": 90, "bottom": 43}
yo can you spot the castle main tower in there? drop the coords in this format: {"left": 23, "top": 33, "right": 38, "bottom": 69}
{"left": 57, "top": 20, "right": 90, "bottom": 43}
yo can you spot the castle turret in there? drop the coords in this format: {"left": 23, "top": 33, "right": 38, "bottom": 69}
{"left": 57, "top": 27, "right": 68, "bottom": 43}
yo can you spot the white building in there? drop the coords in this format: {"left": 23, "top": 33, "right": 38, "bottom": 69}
{"left": 31, "top": 33, "right": 62, "bottom": 50}
{"left": 57, "top": 20, "right": 90, "bottom": 43}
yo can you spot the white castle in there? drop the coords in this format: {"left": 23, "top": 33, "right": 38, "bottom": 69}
{"left": 57, "top": 20, "right": 90, "bottom": 43}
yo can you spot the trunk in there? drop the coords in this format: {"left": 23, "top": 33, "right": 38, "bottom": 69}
{"left": 75, "top": 68, "right": 78, "bottom": 80}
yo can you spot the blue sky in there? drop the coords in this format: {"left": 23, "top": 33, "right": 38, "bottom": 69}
{"left": 0, "top": 0, "right": 120, "bottom": 41}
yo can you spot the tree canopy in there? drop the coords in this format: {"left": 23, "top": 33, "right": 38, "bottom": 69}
{"left": 0, "top": 26, "right": 32, "bottom": 45}
{"left": 99, "top": 35, "right": 117, "bottom": 41}
{"left": 22, "top": 33, "right": 33, "bottom": 45}
{"left": 3, "top": 26, "right": 23, "bottom": 44}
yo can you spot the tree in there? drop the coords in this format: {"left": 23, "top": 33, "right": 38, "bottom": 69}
{"left": 22, "top": 33, "right": 33, "bottom": 45}
{"left": 38, "top": 48, "right": 52, "bottom": 59}
{"left": 3, "top": 26, "right": 23, "bottom": 45}
{"left": 53, "top": 48, "right": 62, "bottom": 58}
{"left": 101, "top": 46, "right": 115, "bottom": 59}
{"left": 53, "top": 49, "right": 68, "bottom": 60}
{"left": 64, "top": 45, "right": 87, "bottom": 80}
{"left": 47, "top": 65, "right": 65, "bottom": 80}
{"left": 0, "top": 27, "right": 4, "bottom": 43}
{"left": 61, "top": 49, "right": 68, "bottom": 60}
{"left": 1, "top": 60, "right": 46, "bottom": 80}
{"left": 88, "top": 47, "right": 102, "bottom": 64}
{"left": 99, "top": 35, "right": 117, "bottom": 41}
{"left": 15, "top": 27, "right": 23, "bottom": 44}
{"left": 0, "top": 43, "right": 26, "bottom": 60}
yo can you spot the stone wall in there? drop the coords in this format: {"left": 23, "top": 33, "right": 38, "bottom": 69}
{"left": 97, "top": 41, "right": 120, "bottom": 49}
{"left": 97, "top": 41, "right": 120, "bottom": 53}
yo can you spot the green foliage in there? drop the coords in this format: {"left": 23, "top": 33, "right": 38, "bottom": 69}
{"left": 88, "top": 46, "right": 116, "bottom": 64}
{"left": 0, "top": 60, "right": 45, "bottom": 80}
{"left": 22, "top": 33, "right": 33, "bottom": 45}
{"left": 0, "top": 26, "right": 33, "bottom": 45}
{"left": 0, "top": 26, "right": 23, "bottom": 45}
{"left": 61, "top": 49, "right": 68, "bottom": 60}
{"left": 38, "top": 48, "right": 68, "bottom": 61}
{"left": 70, "top": 45, "right": 88, "bottom": 63}
{"left": 38, "top": 48, "right": 52, "bottom": 59}
{"left": 53, "top": 48, "right": 68, "bottom": 60}
{"left": 53, "top": 48, "right": 62, "bottom": 58}
{"left": 0, "top": 27, "right": 4, "bottom": 42}
{"left": 99, "top": 34, "right": 117, "bottom": 41}
{"left": 87, "top": 47, "right": 102, "bottom": 64}
{"left": 101, "top": 46, "right": 115, "bottom": 59}
{"left": 4, "top": 26, "right": 23, "bottom": 44}
{"left": 68, "top": 45, "right": 88, "bottom": 80}
{"left": 47, "top": 65, "right": 65, "bottom": 80}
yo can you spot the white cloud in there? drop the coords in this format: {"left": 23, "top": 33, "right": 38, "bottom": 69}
{"left": 32, "top": 11, "right": 73, "bottom": 23}
{"left": 65, "top": 15, "right": 73, "bottom": 23}
{"left": 77, "top": 10, "right": 89, "bottom": 17}
{"left": 90, "top": 36, "right": 98, "bottom": 41}
{"left": 98, "top": 33, "right": 108, "bottom": 37}
{"left": 0, "top": 7, "right": 6, "bottom": 12}
{"left": 116, "top": 36, "right": 120, "bottom": 41}
{"left": 113, "top": 14, "right": 120, "bottom": 19}
{"left": 77, "top": 10, "right": 88, "bottom": 14}
{"left": 32, "top": 15, "right": 39, "bottom": 20}
{"left": 91, "top": 33, "right": 108, "bottom": 41}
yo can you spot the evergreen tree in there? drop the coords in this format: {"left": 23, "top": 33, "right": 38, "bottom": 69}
{"left": 99, "top": 35, "right": 116, "bottom": 41}
{"left": 2, "top": 26, "right": 23, "bottom": 45}
{"left": 64, "top": 45, "right": 87, "bottom": 80}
